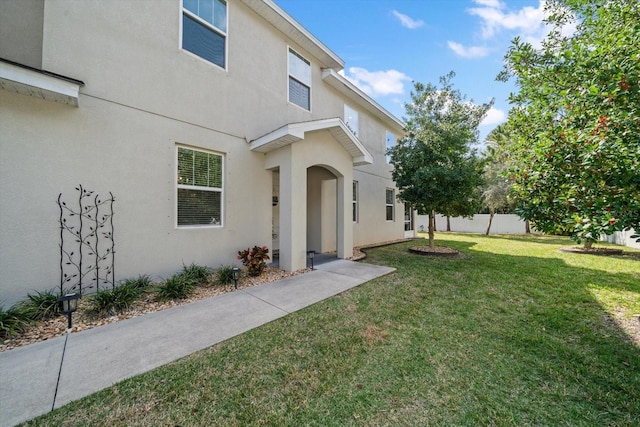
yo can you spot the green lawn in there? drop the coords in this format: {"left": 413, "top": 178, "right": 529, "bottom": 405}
{"left": 26, "top": 233, "right": 640, "bottom": 426}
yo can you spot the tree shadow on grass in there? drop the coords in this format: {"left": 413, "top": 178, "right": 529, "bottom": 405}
{"left": 363, "top": 236, "right": 639, "bottom": 425}
{"left": 467, "top": 232, "right": 640, "bottom": 257}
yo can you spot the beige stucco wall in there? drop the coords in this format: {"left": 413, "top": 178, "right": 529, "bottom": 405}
{"left": 0, "top": 89, "right": 271, "bottom": 304}
{"left": 0, "top": 0, "right": 44, "bottom": 68}
{"left": 0, "top": 0, "right": 405, "bottom": 305}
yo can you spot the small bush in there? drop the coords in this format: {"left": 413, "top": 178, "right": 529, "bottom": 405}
{"left": 156, "top": 274, "right": 197, "bottom": 301}
{"left": 90, "top": 283, "right": 141, "bottom": 315}
{"left": 237, "top": 245, "right": 270, "bottom": 277}
{"left": 25, "top": 289, "right": 61, "bottom": 320}
{"left": 120, "top": 274, "right": 153, "bottom": 292}
{"left": 181, "top": 263, "right": 212, "bottom": 285}
{"left": 0, "top": 303, "right": 34, "bottom": 338}
{"left": 216, "top": 265, "right": 237, "bottom": 286}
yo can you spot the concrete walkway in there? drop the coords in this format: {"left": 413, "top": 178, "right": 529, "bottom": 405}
{"left": 0, "top": 260, "right": 394, "bottom": 427}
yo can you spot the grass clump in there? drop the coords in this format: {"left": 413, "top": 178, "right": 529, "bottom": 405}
{"left": 156, "top": 274, "right": 197, "bottom": 301}
{"left": 0, "top": 303, "right": 34, "bottom": 338}
{"left": 215, "top": 265, "right": 237, "bottom": 286}
{"left": 180, "top": 263, "right": 212, "bottom": 285}
{"left": 90, "top": 284, "right": 141, "bottom": 315}
{"left": 25, "top": 289, "right": 61, "bottom": 320}
{"left": 89, "top": 275, "right": 151, "bottom": 315}
{"left": 120, "top": 274, "right": 152, "bottom": 292}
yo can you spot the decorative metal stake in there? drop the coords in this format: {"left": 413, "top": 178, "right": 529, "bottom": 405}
{"left": 307, "top": 250, "right": 316, "bottom": 270}
{"left": 59, "top": 293, "right": 80, "bottom": 331}
{"left": 232, "top": 267, "right": 240, "bottom": 289}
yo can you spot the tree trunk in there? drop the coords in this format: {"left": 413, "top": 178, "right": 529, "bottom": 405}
{"left": 525, "top": 220, "right": 531, "bottom": 234}
{"left": 428, "top": 211, "right": 435, "bottom": 248}
{"left": 584, "top": 240, "right": 593, "bottom": 250}
{"left": 446, "top": 216, "right": 451, "bottom": 232}
{"left": 486, "top": 212, "right": 494, "bottom": 235}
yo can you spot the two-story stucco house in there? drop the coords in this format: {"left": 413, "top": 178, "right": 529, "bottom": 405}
{"left": 0, "top": 0, "right": 413, "bottom": 306}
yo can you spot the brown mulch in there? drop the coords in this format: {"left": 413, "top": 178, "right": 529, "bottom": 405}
{"left": 0, "top": 266, "right": 309, "bottom": 352}
{"left": 410, "top": 245, "right": 459, "bottom": 254}
{"left": 1, "top": 242, "right": 408, "bottom": 353}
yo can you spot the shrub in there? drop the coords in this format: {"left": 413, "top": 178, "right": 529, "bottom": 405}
{"left": 25, "top": 289, "right": 61, "bottom": 320}
{"left": 216, "top": 265, "right": 237, "bottom": 286}
{"left": 156, "top": 274, "right": 197, "bottom": 301}
{"left": 120, "top": 274, "right": 153, "bottom": 292}
{"left": 90, "top": 283, "right": 141, "bottom": 315}
{"left": 0, "top": 303, "right": 34, "bottom": 338}
{"left": 237, "top": 245, "right": 270, "bottom": 277}
{"left": 181, "top": 263, "right": 212, "bottom": 285}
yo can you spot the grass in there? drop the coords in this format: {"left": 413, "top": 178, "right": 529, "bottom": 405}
{"left": 24, "top": 233, "right": 640, "bottom": 426}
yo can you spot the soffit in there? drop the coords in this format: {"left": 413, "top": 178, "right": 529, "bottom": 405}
{"left": 0, "top": 58, "right": 84, "bottom": 107}
{"left": 250, "top": 118, "right": 374, "bottom": 166}
{"left": 322, "top": 69, "right": 405, "bottom": 133}
{"left": 239, "top": 0, "right": 344, "bottom": 70}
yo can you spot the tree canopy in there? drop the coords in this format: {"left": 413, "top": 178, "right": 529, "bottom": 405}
{"left": 500, "top": 0, "right": 640, "bottom": 247}
{"left": 389, "top": 72, "right": 492, "bottom": 246}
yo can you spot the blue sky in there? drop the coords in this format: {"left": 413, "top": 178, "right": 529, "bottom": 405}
{"left": 274, "top": 0, "right": 563, "bottom": 142}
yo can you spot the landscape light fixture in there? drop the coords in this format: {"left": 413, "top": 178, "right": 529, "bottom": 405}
{"left": 59, "top": 292, "right": 80, "bottom": 331}
{"left": 307, "top": 250, "right": 316, "bottom": 270}
{"left": 232, "top": 267, "right": 240, "bottom": 289}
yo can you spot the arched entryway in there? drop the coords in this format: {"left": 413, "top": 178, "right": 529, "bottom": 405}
{"left": 251, "top": 118, "right": 373, "bottom": 271}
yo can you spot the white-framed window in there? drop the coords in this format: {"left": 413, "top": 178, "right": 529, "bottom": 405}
{"left": 352, "top": 181, "right": 359, "bottom": 223}
{"left": 182, "top": 0, "right": 227, "bottom": 69}
{"left": 288, "top": 48, "right": 311, "bottom": 110}
{"left": 176, "top": 145, "right": 224, "bottom": 227}
{"left": 386, "top": 188, "right": 395, "bottom": 221}
{"left": 344, "top": 104, "right": 359, "bottom": 136}
{"left": 386, "top": 131, "right": 396, "bottom": 164}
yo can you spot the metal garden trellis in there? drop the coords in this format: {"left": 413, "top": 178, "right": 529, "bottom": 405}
{"left": 58, "top": 185, "right": 115, "bottom": 296}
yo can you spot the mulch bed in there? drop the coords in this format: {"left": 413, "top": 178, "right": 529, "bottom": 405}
{"left": 409, "top": 245, "right": 461, "bottom": 257}
{"left": 0, "top": 266, "right": 309, "bottom": 352}
{"left": 559, "top": 247, "right": 625, "bottom": 256}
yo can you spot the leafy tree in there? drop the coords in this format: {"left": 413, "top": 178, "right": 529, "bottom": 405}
{"left": 389, "top": 72, "right": 492, "bottom": 247}
{"left": 500, "top": 0, "right": 640, "bottom": 248}
{"left": 482, "top": 124, "right": 516, "bottom": 234}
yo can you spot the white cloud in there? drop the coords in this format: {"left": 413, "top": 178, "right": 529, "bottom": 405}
{"left": 468, "top": 0, "right": 545, "bottom": 40}
{"left": 467, "top": 0, "right": 576, "bottom": 48}
{"left": 480, "top": 107, "right": 507, "bottom": 127}
{"left": 474, "top": 0, "right": 504, "bottom": 7}
{"left": 447, "top": 41, "right": 490, "bottom": 59}
{"left": 343, "top": 67, "right": 412, "bottom": 97}
{"left": 391, "top": 10, "right": 424, "bottom": 29}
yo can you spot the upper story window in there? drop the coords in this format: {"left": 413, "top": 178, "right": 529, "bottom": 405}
{"left": 182, "top": 0, "right": 227, "bottom": 69}
{"left": 344, "top": 104, "right": 359, "bottom": 137}
{"left": 288, "top": 48, "right": 311, "bottom": 110}
{"left": 177, "top": 146, "right": 224, "bottom": 227}
{"left": 386, "top": 131, "right": 396, "bottom": 164}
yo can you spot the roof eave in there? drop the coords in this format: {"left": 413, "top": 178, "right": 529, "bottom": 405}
{"left": 239, "top": 0, "right": 344, "bottom": 70}
{"left": 322, "top": 69, "right": 405, "bottom": 133}
{"left": 0, "top": 58, "right": 84, "bottom": 107}
{"left": 250, "top": 118, "right": 373, "bottom": 166}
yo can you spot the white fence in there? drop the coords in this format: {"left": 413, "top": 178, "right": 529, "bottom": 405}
{"left": 599, "top": 228, "right": 640, "bottom": 249}
{"left": 417, "top": 214, "right": 530, "bottom": 235}
{"left": 416, "top": 214, "right": 639, "bottom": 249}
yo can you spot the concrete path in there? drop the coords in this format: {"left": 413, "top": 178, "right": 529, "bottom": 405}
{"left": 0, "top": 260, "right": 394, "bottom": 427}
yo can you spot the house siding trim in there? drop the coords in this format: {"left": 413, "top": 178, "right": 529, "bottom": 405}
{"left": 250, "top": 118, "right": 373, "bottom": 165}
{"left": 0, "top": 58, "right": 83, "bottom": 106}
